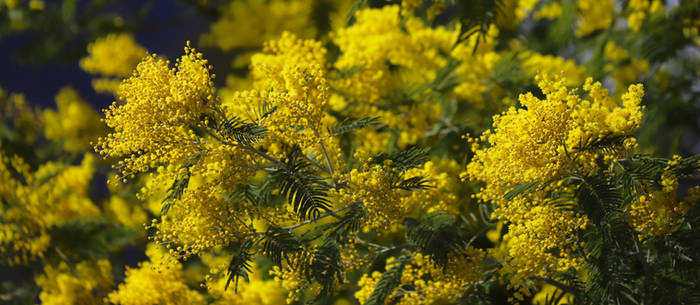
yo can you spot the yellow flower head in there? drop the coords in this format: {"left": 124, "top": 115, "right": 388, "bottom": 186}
{"left": 80, "top": 33, "right": 148, "bottom": 78}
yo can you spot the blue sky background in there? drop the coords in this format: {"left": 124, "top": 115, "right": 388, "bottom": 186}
{"left": 0, "top": 0, "right": 212, "bottom": 110}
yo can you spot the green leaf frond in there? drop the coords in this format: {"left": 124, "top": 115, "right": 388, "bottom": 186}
{"left": 309, "top": 237, "right": 344, "bottom": 298}
{"left": 272, "top": 148, "right": 332, "bottom": 220}
{"left": 369, "top": 146, "right": 430, "bottom": 172}
{"left": 254, "top": 101, "right": 277, "bottom": 122}
{"left": 503, "top": 180, "right": 542, "bottom": 200}
{"left": 405, "top": 212, "right": 465, "bottom": 266}
{"left": 226, "top": 176, "right": 280, "bottom": 209}
{"left": 576, "top": 173, "right": 625, "bottom": 227}
{"left": 392, "top": 175, "right": 434, "bottom": 191}
{"left": 261, "top": 227, "right": 302, "bottom": 267}
{"left": 161, "top": 153, "right": 201, "bottom": 215}
{"left": 430, "top": 56, "right": 461, "bottom": 93}
{"left": 363, "top": 254, "right": 411, "bottom": 305}
{"left": 329, "top": 202, "right": 365, "bottom": 236}
{"left": 575, "top": 133, "right": 631, "bottom": 155}
{"left": 225, "top": 240, "right": 255, "bottom": 292}
{"left": 218, "top": 115, "right": 268, "bottom": 146}
{"left": 452, "top": 0, "right": 504, "bottom": 51}
{"left": 328, "top": 116, "right": 381, "bottom": 137}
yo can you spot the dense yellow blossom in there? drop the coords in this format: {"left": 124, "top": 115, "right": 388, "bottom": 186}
{"left": 201, "top": 0, "right": 316, "bottom": 51}
{"left": 603, "top": 41, "right": 650, "bottom": 93}
{"left": 35, "top": 259, "right": 113, "bottom": 305}
{"left": 331, "top": 5, "right": 459, "bottom": 148}
{"left": 80, "top": 33, "right": 148, "bottom": 94}
{"left": 466, "top": 72, "right": 644, "bottom": 289}
{"left": 0, "top": 151, "right": 100, "bottom": 264}
{"left": 534, "top": 2, "right": 563, "bottom": 20}
{"left": 105, "top": 196, "right": 148, "bottom": 228}
{"left": 43, "top": 87, "right": 104, "bottom": 152}
{"left": 107, "top": 244, "right": 205, "bottom": 305}
{"left": 355, "top": 251, "right": 485, "bottom": 305}
{"left": 627, "top": 0, "right": 664, "bottom": 31}
{"left": 203, "top": 253, "right": 286, "bottom": 305}
{"left": 452, "top": 25, "right": 500, "bottom": 107}
{"left": 576, "top": 0, "right": 615, "bottom": 37}
{"left": 96, "top": 43, "right": 267, "bottom": 259}
{"left": 467, "top": 73, "right": 644, "bottom": 197}
{"left": 96, "top": 42, "right": 218, "bottom": 178}
{"left": 81, "top": 33, "right": 148, "bottom": 78}
{"left": 628, "top": 170, "right": 695, "bottom": 240}
{"left": 248, "top": 32, "right": 329, "bottom": 148}
{"left": 333, "top": 5, "right": 458, "bottom": 103}
{"left": 521, "top": 52, "right": 586, "bottom": 86}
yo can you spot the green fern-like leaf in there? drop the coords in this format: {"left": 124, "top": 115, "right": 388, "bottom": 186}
{"left": 503, "top": 180, "right": 541, "bottom": 200}
{"left": 392, "top": 175, "right": 434, "bottom": 191}
{"left": 328, "top": 116, "right": 381, "bottom": 136}
{"left": 310, "top": 238, "right": 344, "bottom": 298}
{"left": 219, "top": 116, "right": 267, "bottom": 146}
{"left": 364, "top": 255, "right": 411, "bottom": 305}
{"left": 262, "top": 228, "right": 302, "bottom": 266}
{"left": 273, "top": 149, "right": 331, "bottom": 220}
{"left": 370, "top": 146, "right": 429, "bottom": 172}
{"left": 225, "top": 240, "right": 255, "bottom": 292}
{"left": 255, "top": 102, "right": 277, "bottom": 121}
{"left": 161, "top": 153, "right": 201, "bottom": 215}
{"left": 575, "top": 134, "right": 630, "bottom": 155}
{"left": 405, "top": 212, "right": 465, "bottom": 266}
{"left": 330, "top": 203, "right": 365, "bottom": 236}
{"left": 452, "top": 0, "right": 504, "bottom": 52}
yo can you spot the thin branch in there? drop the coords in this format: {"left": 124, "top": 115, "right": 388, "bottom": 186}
{"left": 313, "top": 127, "right": 337, "bottom": 188}
{"left": 253, "top": 205, "right": 354, "bottom": 236}
{"left": 535, "top": 277, "right": 579, "bottom": 295}
{"left": 202, "top": 126, "right": 283, "bottom": 166}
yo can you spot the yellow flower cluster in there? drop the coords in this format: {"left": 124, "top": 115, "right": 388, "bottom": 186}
{"left": 576, "top": 0, "right": 615, "bottom": 37}
{"left": 0, "top": 152, "right": 99, "bottom": 264}
{"left": 355, "top": 250, "right": 485, "bottom": 305}
{"left": 521, "top": 52, "right": 586, "bottom": 86}
{"left": 80, "top": 33, "right": 148, "bottom": 94}
{"left": 452, "top": 25, "right": 501, "bottom": 107}
{"left": 332, "top": 5, "right": 457, "bottom": 147}
{"left": 43, "top": 87, "right": 105, "bottom": 152}
{"left": 333, "top": 5, "right": 457, "bottom": 103}
{"left": 0, "top": 88, "right": 42, "bottom": 142}
{"left": 35, "top": 259, "right": 113, "bottom": 305}
{"left": 494, "top": 195, "right": 587, "bottom": 288}
{"left": 203, "top": 253, "right": 286, "bottom": 305}
{"left": 332, "top": 157, "right": 459, "bottom": 232}
{"left": 627, "top": 0, "right": 664, "bottom": 32}
{"left": 96, "top": 43, "right": 271, "bottom": 259}
{"left": 603, "top": 41, "right": 650, "bottom": 93}
{"left": 105, "top": 195, "right": 148, "bottom": 228}
{"left": 247, "top": 32, "right": 331, "bottom": 154}
{"left": 467, "top": 73, "right": 644, "bottom": 198}
{"left": 335, "top": 164, "right": 405, "bottom": 231}
{"left": 466, "top": 72, "right": 644, "bottom": 289}
{"left": 201, "top": 0, "right": 316, "bottom": 51}
{"left": 107, "top": 244, "right": 205, "bottom": 305}
{"left": 96, "top": 43, "right": 216, "bottom": 178}
{"left": 628, "top": 167, "right": 696, "bottom": 240}
{"left": 534, "top": 2, "right": 563, "bottom": 20}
